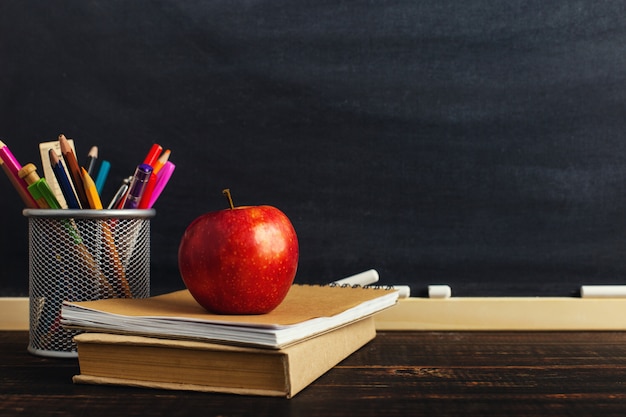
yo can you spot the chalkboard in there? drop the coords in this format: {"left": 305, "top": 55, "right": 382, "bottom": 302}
{"left": 2, "top": 1, "right": 626, "bottom": 297}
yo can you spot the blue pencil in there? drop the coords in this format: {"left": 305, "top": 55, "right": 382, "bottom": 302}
{"left": 48, "top": 149, "right": 80, "bottom": 209}
{"left": 95, "top": 160, "right": 110, "bottom": 194}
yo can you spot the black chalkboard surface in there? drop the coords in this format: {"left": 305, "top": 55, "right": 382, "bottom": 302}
{"left": 2, "top": 1, "right": 626, "bottom": 297}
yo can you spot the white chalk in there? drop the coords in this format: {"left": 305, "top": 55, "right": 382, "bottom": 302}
{"left": 390, "top": 285, "right": 411, "bottom": 299}
{"left": 428, "top": 285, "right": 452, "bottom": 299}
{"left": 333, "top": 269, "right": 380, "bottom": 287}
{"left": 580, "top": 285, "right": 626, "bottom": 298}
{"left": 331, "top": 270, "right": 409, "bottom": 298}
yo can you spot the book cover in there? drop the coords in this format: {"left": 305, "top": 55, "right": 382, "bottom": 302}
{"left": 73, "top": 315, "right": 376, "bottom": 398}
{"left": 61, "top": 284, "right": 398, "bottom": 348}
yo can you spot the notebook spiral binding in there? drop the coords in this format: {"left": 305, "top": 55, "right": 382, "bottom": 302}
{"left": 326, "top": 283, "right": 396, "bottom": 290}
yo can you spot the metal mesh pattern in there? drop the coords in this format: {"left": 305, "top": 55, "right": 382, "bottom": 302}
{"left": 27, "top": 214, "right": 151, "bottom": 357}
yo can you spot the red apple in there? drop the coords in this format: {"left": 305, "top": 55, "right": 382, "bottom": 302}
{"left": 178, "top": 189, "right": 299, "bottom": 314}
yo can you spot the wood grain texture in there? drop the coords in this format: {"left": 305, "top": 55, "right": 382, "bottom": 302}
{"left": 3, "top": 331, "right": 626, "bottom": 416}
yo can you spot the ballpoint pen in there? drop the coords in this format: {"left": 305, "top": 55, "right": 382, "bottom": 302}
{"left": 107, "top": 176, "right": 132, "bottom": 209}
{"left": 138, "top": 173, "right": 157, "bottom": 209}
{"left": 122, "top": 164, "right": 153, "bottom": 209}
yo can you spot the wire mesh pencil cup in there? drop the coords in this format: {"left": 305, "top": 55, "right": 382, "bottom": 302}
{"left": 23, "top": 209, "right": 155, "bottom": 358}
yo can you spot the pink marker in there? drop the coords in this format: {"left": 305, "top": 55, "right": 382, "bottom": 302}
{"left": 0, "top": 141, "right": 38, "bottom": 208}
{"left": 148, "top": 161, "right": 175, "bottom": 208}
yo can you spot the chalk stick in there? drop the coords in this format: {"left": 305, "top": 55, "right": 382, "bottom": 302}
{"left": 428, "top": 285, "right": 452, "bottom": 299}
{"left": 580, "top": 285, "right": 626, "bottom": 298}
{"left": 333, "top": 269, "right": 379, "bottom": 287}
{"left": 392, "top": 285, "right": 411, "bottom": 299}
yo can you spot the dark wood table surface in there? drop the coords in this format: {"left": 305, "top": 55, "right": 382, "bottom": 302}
{"left": 3, "top": 330, "right": 626, "bottom": 416}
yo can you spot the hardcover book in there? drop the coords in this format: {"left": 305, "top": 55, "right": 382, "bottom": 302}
{"left": 72, "top": 315, "right": 376, "bottom": 398}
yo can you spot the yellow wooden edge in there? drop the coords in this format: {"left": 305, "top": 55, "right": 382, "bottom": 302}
{"left": 0, "top": 297, "right": 30, "bottom": 330}
{"left": 374, "top": 297, "right": 626, "bottom": 330}
{"left": 3, "top": 296, "right": 626, "bottom": 331}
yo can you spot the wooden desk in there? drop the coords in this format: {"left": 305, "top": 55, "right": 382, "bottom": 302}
{"left": 2, "top": 330, "right": 626, "bottom": 416}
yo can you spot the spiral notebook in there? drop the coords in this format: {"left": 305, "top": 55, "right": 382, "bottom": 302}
{"left": 61, "top": 284, "right": 399, "bottom": 349}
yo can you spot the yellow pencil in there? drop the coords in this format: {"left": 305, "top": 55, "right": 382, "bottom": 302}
{"left": 82, "top": 166, "right": 131, "bottom": 296}
{"left": 81, "top": 167, "right": 102, "bottom": 210}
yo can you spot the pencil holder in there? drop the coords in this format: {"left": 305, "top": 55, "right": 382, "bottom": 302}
{"left": 23, "top": 209, "right": 155, "bottom": 358}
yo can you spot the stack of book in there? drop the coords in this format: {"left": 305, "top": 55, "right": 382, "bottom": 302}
{"left": 61, "top": 284, "right": 399, "bottom": 398}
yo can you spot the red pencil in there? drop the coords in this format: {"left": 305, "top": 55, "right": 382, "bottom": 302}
{"left": 138, "top": 173, "right": 157, "bottom": 209}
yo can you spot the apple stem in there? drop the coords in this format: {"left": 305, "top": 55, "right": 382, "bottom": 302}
{"left": 222, "top": 188, "right": 235, "bottom": 209}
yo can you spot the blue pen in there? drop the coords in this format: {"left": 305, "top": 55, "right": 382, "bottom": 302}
{"left": 48, "top": 149, "right": 80, "bottom": 209}
{"left": 122, "top": 163, "right": 153, "bottom": 209}
{"left": 95, "top": 160, "right": 110, "bottom": 194}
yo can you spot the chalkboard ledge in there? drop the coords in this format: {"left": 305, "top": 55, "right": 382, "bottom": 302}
{"left": 0, "top": 298, "right": 29, "bottom": 330}
{"left": 375, "top": 297, "right": 626, "bottom": 331}
{"left": 2, "top": 296, "right": 626, "bottom": 331}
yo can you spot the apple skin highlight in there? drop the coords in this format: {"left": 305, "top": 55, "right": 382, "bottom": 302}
{"left": 178, "top": 205, "right": 299, "bottom": 315}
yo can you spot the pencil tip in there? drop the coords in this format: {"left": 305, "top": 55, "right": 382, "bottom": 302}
{"left": 48, "top": 148, "right": 59, "bottom": 164}
{"left": 88, "top": 146, "right": 98, "bottom": 157}
{"left": 59, "top": 135, "right": 70, "bottom": 152}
